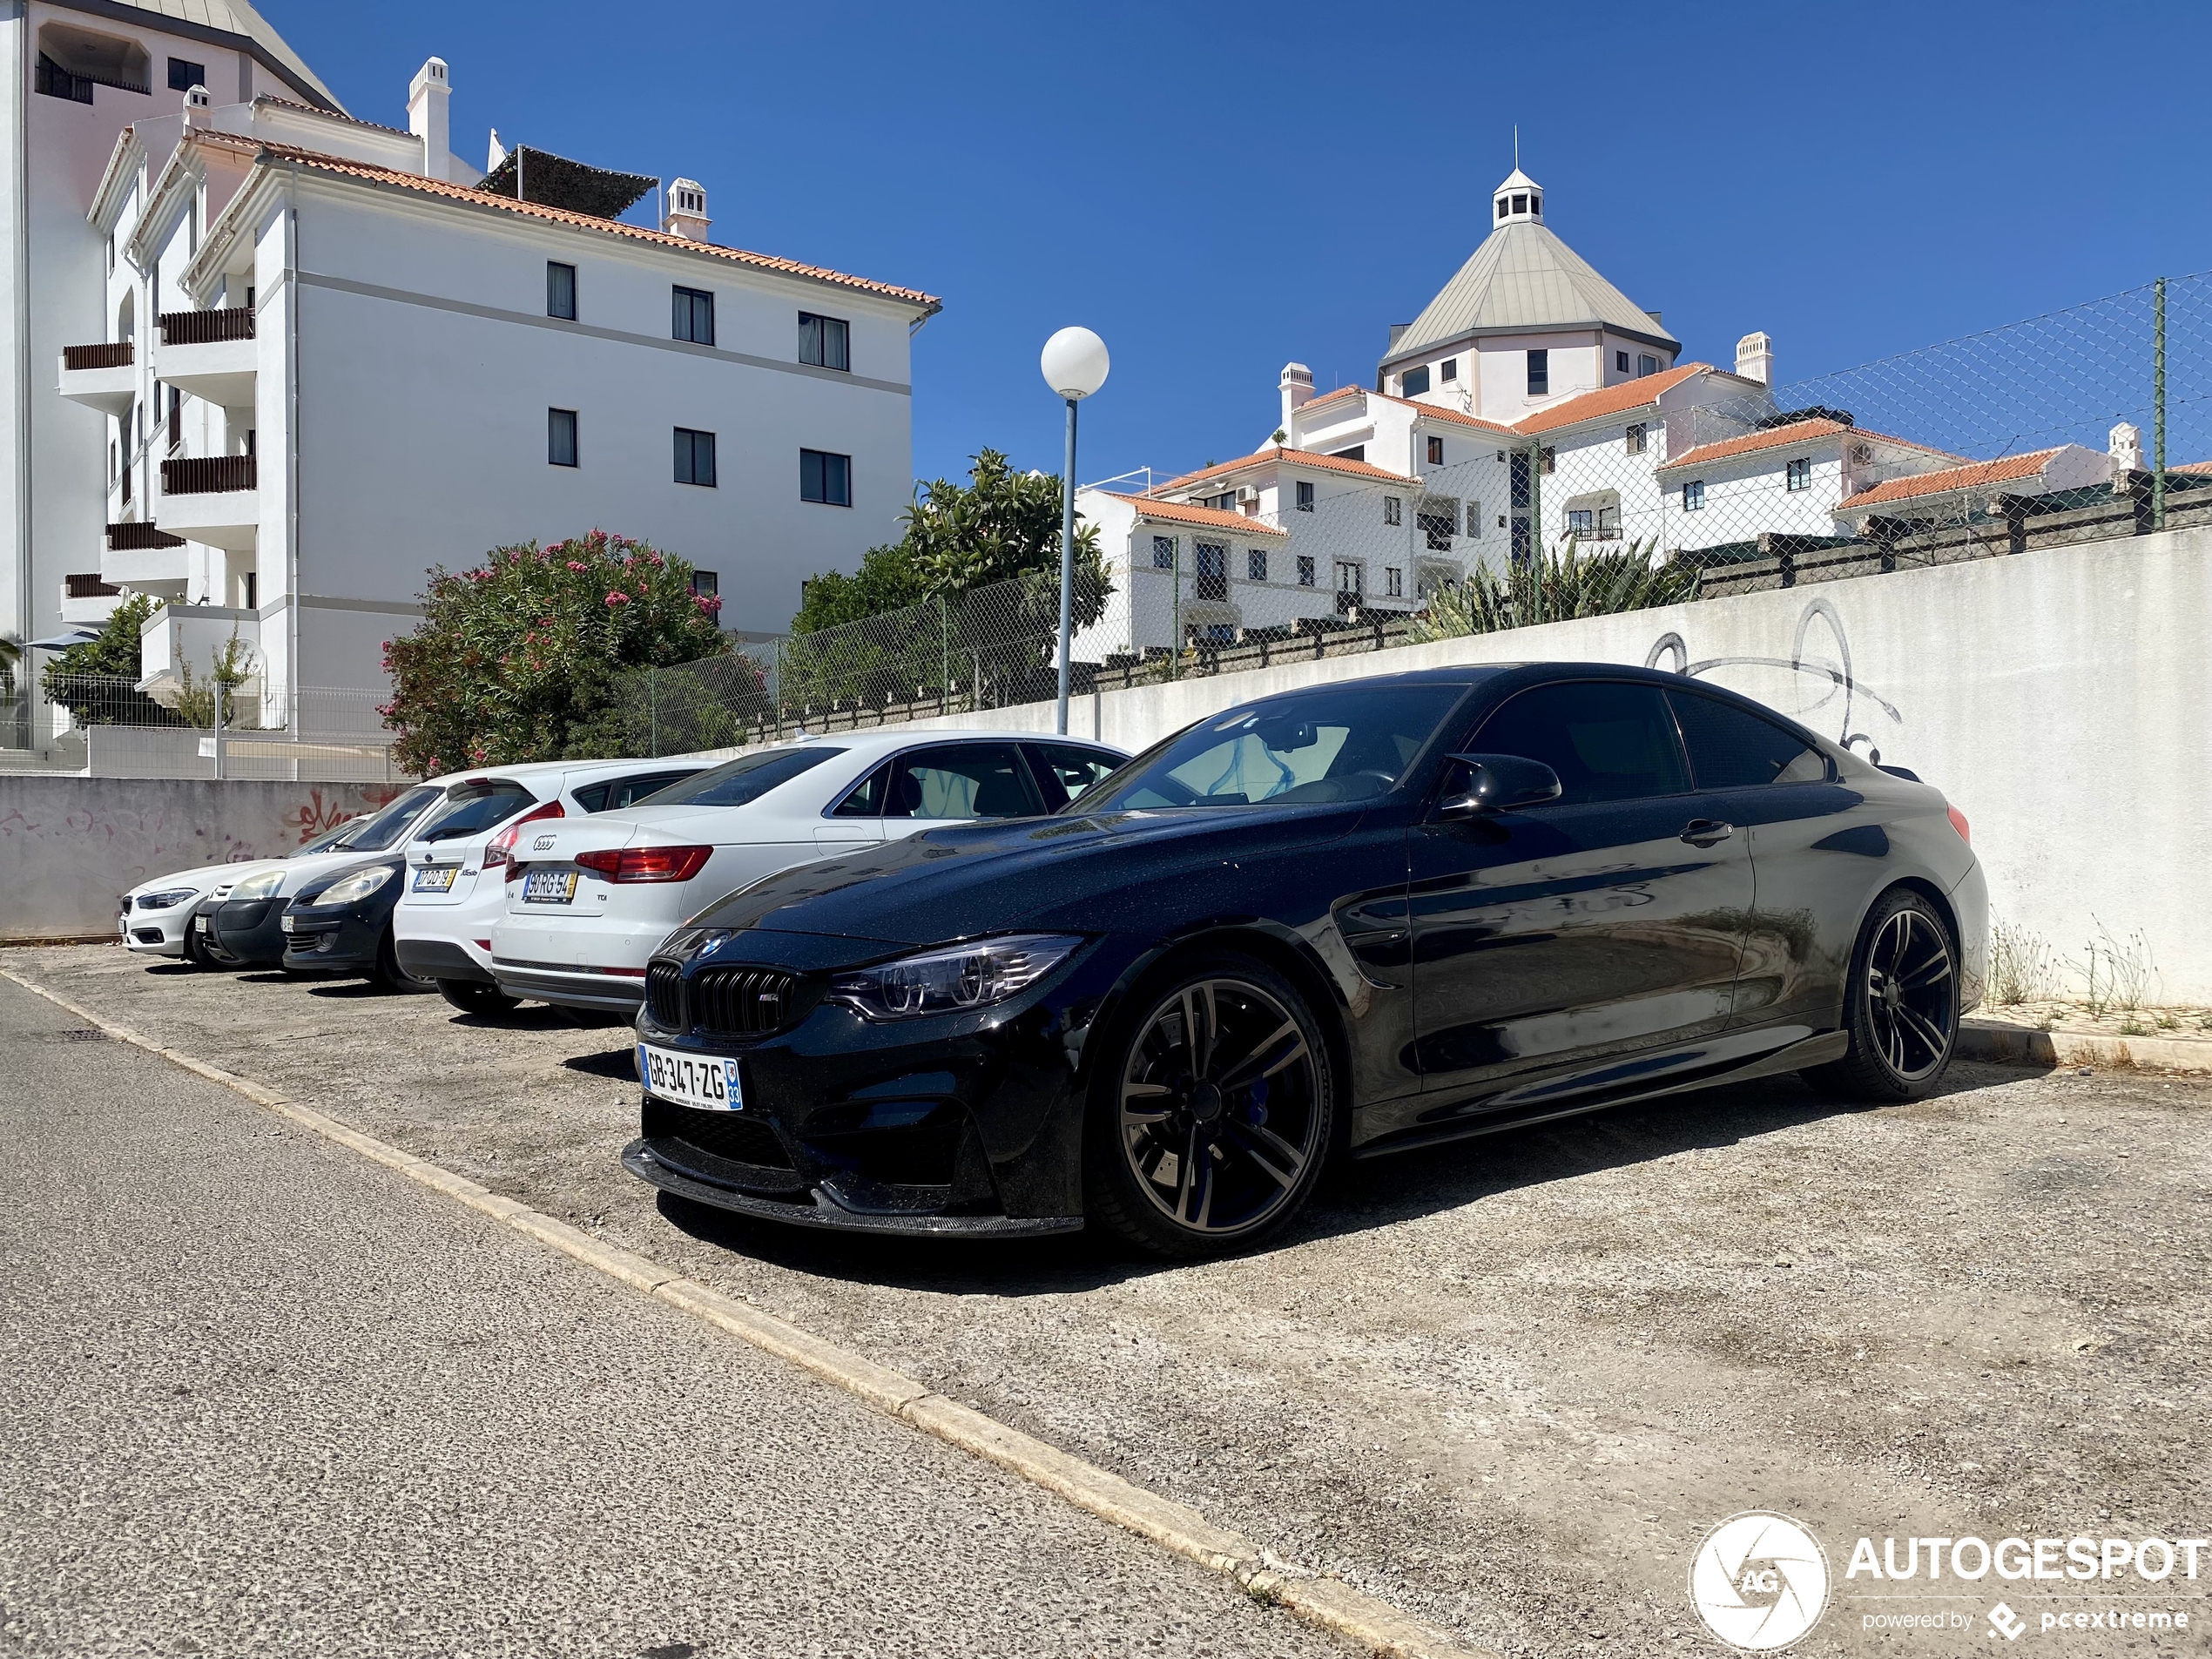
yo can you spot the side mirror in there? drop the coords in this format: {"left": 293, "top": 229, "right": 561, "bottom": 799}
{"left": 1435, "top": 752, "right": 1563, "bottom": 819}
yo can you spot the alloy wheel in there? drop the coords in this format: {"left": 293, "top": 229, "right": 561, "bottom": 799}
{"left": 1118, "top": 977, "right": 1323, "bottom": 1238}
{"left": 1865, "top": 907, "right": 1955, "bottom": 1081}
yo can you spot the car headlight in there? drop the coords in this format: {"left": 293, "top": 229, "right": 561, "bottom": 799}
{"left": 226, "top": 869, "right": 286, "bottom": 901}
{"left": 135, "top": 887, "right": 199, "bottom": 911}
{"left": 316, "top": 866, "right": 395, "bottom": 907}
{"left": 829, "top": 934, "right": 1082, "bottom": 1022}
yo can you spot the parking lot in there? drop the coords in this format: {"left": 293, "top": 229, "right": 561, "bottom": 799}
{"left": 9, "top": 942, "right": 2210, "bottom": 1657}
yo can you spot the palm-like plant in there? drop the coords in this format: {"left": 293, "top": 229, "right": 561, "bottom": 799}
{"left": 1410, "top": 535, "right": 1695, "bottom": 643}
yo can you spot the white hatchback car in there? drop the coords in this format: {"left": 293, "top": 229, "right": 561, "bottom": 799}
{"left": 394, "top": 756, "right": 708, "bottom": 1014}
{"left": 118, "top": 813, "right": 366, "bottom": 966}
{"left": 491, "top": 729, "right": 1125, "bottom": 1015}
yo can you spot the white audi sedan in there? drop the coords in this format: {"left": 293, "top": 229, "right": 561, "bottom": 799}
{"left": 490, "top": 729, "right": 1125, "bottom": 1015}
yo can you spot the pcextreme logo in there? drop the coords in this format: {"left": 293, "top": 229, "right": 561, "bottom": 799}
{"left": 1689, "top": 1511, "right": 1831, "bottom": 1650}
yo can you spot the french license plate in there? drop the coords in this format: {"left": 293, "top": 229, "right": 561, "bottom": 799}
{"left": 279, "top": 914, "right": 294, "bottom": 934}
{"left": 523, "top": 868, "right": 579, "bottom": 904}
{"left": 413, "top": 866, "right": 458, "bottom": 893}
{"left": 638, "top": 1042, "right": 743, "bottom": 1111}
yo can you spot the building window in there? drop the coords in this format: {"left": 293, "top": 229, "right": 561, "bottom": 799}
{"left": 1638, "top": 353, "right": 1659, "bottom": 377}
{"left": 548, "top": 408, "right": 578, "bottom": 467}
{"left": 1384, "top": 496, "right": 1401, "bottom": 526}
{"left": 1466, "top": 501, "right": 1482, "bottom": 536}
{"left": 1295, "top": 480, "right": 1314, "bottom": 512}
{"left": 799, "top": 312, "right": 850, "bottom": 371}
{"left": 1385, "top": 566, "right": 1404, "bottom": 598}
{"left": 1416, "top": 499, "right": 1456, "bottom": 550}
{"left": 1527, "top": 350, "right": 1548, "bottom": 396}
{"left": 1152, "top": 535, "right": 1176, "bottom": 570}
{"left": 674, "top": 427, "right": 717, "bottom": 487}
{"left": 1193, "top": 542, "right": 1227, "bottom": 601}
{"left": 243, "top": 570, "right": 257, "bottom": 610}
{"left": 1247, "top": 548, "right": 1267, "bottom": 582}
{"left": 671, "top": 285, "right": 715, "bottom": 345}
{"left": 1567, "top": 509, "right": 1594, "bottom": 536}
{"left": 1297, "top": 556, "right": 1316, "bottom": 587}
{"left": 691, "top": 570, "right": 718, "bottom": 598}
{"left": 1786, "top": 456, "right": 1812, "bottom": 491}
{"left": 800, "top": 448, "right": 851, "bottom": 506}
{"left": 1512, "top": 193, "right": 1528, "bottom": 215}
{"left": 1440, "top": 358, "right": 1458, "bottom": 383}
{"left": 1402, "top": 364, "right": 1431, "bottom": 397}
{"left": 546, "top": 261, "right": 577, "bottom": 320}
{"left": 1426, "top": 435, "right": 1444, "bottom": 466}
{"left": 1329, "top": 444, "right": 1365, "bottom": 462}
{"left": 1683, "top": 480, "right": 1705, "bottom": 511}
{"left": 1496, "top": 197, "right": 1508, "bottom": 221}
{"left": 167, "top": 57, "right": 206, "bottom": 91}
{"left": 1615, "top": 349, "right": 1629, "bottom": 374}
{"left": 1335, "top": 561, "right": 1364, "bottom": 615}
{"left": 1625, "top": 422, "right": 1647, "bottom": 455}
{"left": 1205, "top": 489, "right": 1237, "bottom": 511}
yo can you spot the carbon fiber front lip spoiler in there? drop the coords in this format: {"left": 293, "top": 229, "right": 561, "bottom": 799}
{"left": 620, "top": 1140, "right": 1082, "bottom": 1239}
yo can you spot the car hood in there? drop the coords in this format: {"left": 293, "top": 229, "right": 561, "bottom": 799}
{"left": 691, "top": 801, "right": 1376, "bottom": 949}
{"left": 224, "top": 849, "right": 381, "bottom": 900}
{"left": 127, "top": 860, "right": 242, "bottom": 898}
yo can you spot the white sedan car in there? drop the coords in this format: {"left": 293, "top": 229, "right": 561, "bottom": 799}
{"left": 491, "top": 729, "right": 1125, "bottom": 1014}
{"left": 394, "top": 756, "right": 708, "bottom": 1014}
{"left": 118, "top": 814, "right": 365, "bottom": 966}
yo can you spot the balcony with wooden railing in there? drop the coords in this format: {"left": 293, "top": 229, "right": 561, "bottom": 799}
{"left": 161, "top": 454, "right": 256, "bottom": 496}
{"left": 158, "top": 307, "right": 254, "bottom": 346}
{"left": 63, "top": 341, "right": 134, "bottom": 371}
{"left": 57, "top": 340, "right": 137, "bottom": 415}
{"left": 155, "top": 307, "right": 258, "bottom": 404}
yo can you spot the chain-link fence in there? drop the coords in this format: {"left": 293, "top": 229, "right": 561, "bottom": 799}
{"left": 611, "top": 272, "right": 2212, "bottom": 753}
{"left": 0, "top": 676, "right": 401, "bottom": 779}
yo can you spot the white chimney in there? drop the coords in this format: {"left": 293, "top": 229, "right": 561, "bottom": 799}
{"left": 664, "top": 178, "right": 711, "bottom": 242}
{"left": 408, "top": 57, "right": 451, "bottom": 182}
{"left": 181, "top": 83, "right": 211, "bottom": 130}
{"left": 1735, "top": 330, "right": 1774, "bottom": 386}
{"left": 1278, "top": 361, "right": 1314, "bottom": 439}
{"left": 2109, "top": 421, "right": 2143, "bottom": 474}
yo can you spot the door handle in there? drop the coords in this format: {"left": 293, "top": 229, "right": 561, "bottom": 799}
{"left": 1680, "top": 819, "right": 1733, "bottom": 847}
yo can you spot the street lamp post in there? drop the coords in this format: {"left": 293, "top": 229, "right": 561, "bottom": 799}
{"left": 1040, "top": 326, "right": 1109, "bottom": 735}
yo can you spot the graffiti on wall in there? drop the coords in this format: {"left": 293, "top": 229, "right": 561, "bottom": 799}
{"left": 1645, "top": 596, "right": 1905, "bottom": 763}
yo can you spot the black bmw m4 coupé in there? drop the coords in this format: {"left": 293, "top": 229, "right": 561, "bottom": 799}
{"left": 624, "top": 664, "right": 1986, "bottom": 1258}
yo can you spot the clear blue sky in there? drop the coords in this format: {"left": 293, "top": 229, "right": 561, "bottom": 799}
{"left": 266, "top": 0, "right": 2212, "bottom": 496}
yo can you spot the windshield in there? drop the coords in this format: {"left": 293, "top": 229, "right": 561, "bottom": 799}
{"left": 293, "top": 818, "right": 365, "bottom": 855}
{"left": 339, "top": 785, "right": 445, "bottom": 852}
{"left": 1087, "top": 685, "right": 1467, "bottom": 811}
{"left": 635, "top": 745, "right": 845, "bottom": 809}
{"left": 415, "top": 779, "right": 536, "bottom": 842}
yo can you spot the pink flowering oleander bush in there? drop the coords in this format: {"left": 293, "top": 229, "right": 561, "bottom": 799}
{"left": 381, "top": 529, "right": 737, "bottom": 775}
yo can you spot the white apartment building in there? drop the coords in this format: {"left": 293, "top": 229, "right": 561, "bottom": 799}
{"left": 15, "top": 2, "right": 939, "bottom": 734}
{"left": 1077, "top": 165, "right": 2124, "bottom": 655}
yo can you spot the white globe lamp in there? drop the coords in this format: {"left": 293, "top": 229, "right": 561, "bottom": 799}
{"left": 1040, "top": 327, "right": 1110, "bottom": 401}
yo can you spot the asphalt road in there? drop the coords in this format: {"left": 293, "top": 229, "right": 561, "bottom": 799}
{"left": 0, "top": 972, "right": 1339, "bottom": 1658}
{"left": 10, "top": 946, "right": 2211, "bottom": 1657}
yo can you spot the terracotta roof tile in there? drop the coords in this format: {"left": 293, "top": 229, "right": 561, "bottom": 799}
{"left": 253, "top": 96, "right": 417, "bottom": 140}
{"left": 1511, "top": 364, "right": 1709, "bottom": 435}
{"left": 1656, "top": 418, "right": 1852, "bottom": 474}
{"left": 1836, "top": 448, "right": 2067, "bottom": 512}
{"left": 1156, "top": 445, "right": 1415, "bottom": 492}
{"left": 1098, "top": 493, "right": 1291, "bottom": 536}
{"left": 2173, "top": 460, "right": 2212, "bottom": 475}
{"left": 253, "top": 143, "right": 941, "bottom": 310}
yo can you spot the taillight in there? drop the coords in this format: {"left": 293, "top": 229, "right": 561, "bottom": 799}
{"left": 483, "top": 798, "right": 565, "bottom": 870}
{"left": 1946, "top": 804, "right": 1971, "bottom": 846}
{"left": 575, "top": 845, "right": 712, "bottom": 883}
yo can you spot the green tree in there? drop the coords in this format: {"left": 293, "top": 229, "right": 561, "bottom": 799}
{"left": 381, "top": 530, "right": 732, "bottom": 775}
{"left": 39, "top": 593, "right": 177, "bottom": 725}
{"left": 792, "top": 448, "right": 1106, "bottom": 636}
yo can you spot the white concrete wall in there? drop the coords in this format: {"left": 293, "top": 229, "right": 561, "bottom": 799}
{"left": 904, "top": 523, "right": 2212, "bottom": 1001}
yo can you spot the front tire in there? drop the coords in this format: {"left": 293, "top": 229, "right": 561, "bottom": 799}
{"left": 1803, "top": 887, "right": 1959, "bottom": 1101}
{"left": 373, "top": 927, "right": 439, "bottom": 994}
{"left": 1084, "top": 957, "right": 1335, "bottom": 1259}
{"left": 438, "top": 979, "right": 519, "bottom": 1017}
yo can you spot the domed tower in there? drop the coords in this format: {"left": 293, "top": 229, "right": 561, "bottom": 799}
{"left": 1379, "top": 166, "right": 1679, "bottom": 418}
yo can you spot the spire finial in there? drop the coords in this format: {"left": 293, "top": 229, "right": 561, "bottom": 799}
{"left": 1514, "top": 125, "right": 1519, "bottom": 169}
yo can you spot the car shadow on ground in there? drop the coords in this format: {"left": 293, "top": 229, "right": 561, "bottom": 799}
{"left": 563, "top": 1047, "right": 637, "bottom": 1081}
{"left": 648, "top": 1060, "right": 2045, "bottom": 1298}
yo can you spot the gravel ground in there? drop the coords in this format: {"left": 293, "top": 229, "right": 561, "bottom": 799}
{"left": 10, "top": 943, "right": 2209, "bottom": 1657}
{"left": 0, "top": 972, "right": 1338, "bottom": 1659}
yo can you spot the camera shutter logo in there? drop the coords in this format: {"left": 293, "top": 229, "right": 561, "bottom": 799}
{"left": 1688, "top": 1511, "right": 1831, "bottom": 1650}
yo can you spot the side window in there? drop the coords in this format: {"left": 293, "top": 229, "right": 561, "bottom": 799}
{"left": 1669, "top": 692, "right": 1828, "bottom": 788}
{"left": 831, "top": 763, "right": 891, "bottom": 818}
{"left": 604, "top": 770, "right": 701, "bottom": 810}
{"left": 1027, "top": 744, "right": 1120, "bottom": 811}
{"left": 570, "top": 783, "right": 610, "bottom": 813}
{"left": 1472, "top": 682, "right": 1689, "bottom": 806}
{"left": 882, "top": 744, "right": 1042, "bottom": 820}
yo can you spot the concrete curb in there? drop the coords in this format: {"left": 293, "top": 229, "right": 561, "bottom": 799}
{"left": 1959, "top": 1018, "right": 2212, "bottom": 1073}
{"left": 0, "top": 965, "right": 1494, "bottom": 1659}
